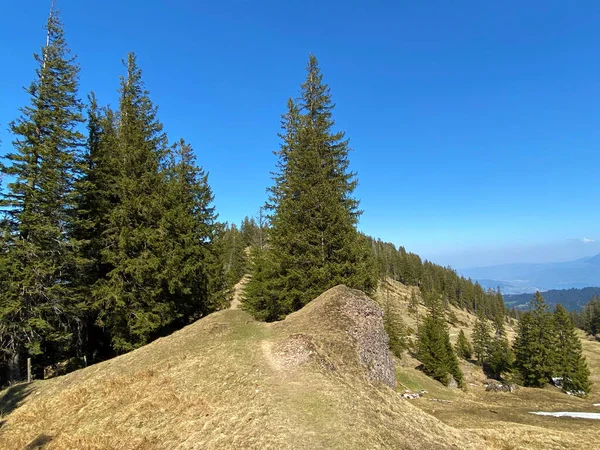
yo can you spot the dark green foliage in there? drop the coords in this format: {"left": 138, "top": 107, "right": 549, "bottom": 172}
{"left": 472, "top": 312, "right": 492, "bottom": 365}
{"left": 553, "top": 304, "right": 590, "bottom": 394}
{"left": 455, "top": 329, "right": 473, "bottom": 360}
{"left": 161, "top": 139, "right": 218, "bottom": 321}
{"left": 0, "top": 9, "right": 85, "bottom": 381}
{"left": 582, "top": 296, "right": 600, "bottom": 336}
{"left": 213, "top": 223, "right": 247, "bottom": 292}
{"left": 382, "top": 287, "right": 408, "bottom": 358}
{"left": 74, "top": 95, "right": 119, "bottom": 289}
{"left": 71, "top": 96, "right": 120, "bottom": 362}
{"left": 367, "top": 237, "right": 507, "bottom": 322}
{"left": 245, "top": 55, "right": 376, "bottom": 318}
{"left": 416, "top": 292, "right": 464, "bottom": 387}
{"left": 471, "top": 311, "right": 513, "bottom": 380}
{"left": 240, "top": 210, "right": 267, "bottom": 249}
{"left": 75, "top": 57, "right": 220, "bottom": 360}
{"left": 91, "top": 53, "right": 172, "bottom": 353}
{"left": 505, "top": 287, "right": 600, "bottom": 312}
{"left": 484, "top": 322, "right": 514, "bottom": 380}
{"left": 242, "top": 245, "right": 283, "bottom": 321}
{"left": 1, "top": 10, "right": 225, "bottom": 374}
{"left": 513, "top": 292, "right": 557, "bottom": 387}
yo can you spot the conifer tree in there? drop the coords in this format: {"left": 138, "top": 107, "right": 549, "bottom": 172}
{"left": 246, "top": 55, "right": 376, "bottom": 318}
{"left": 240, "top": 216, "right": 259, "bottom": 247}
{"left": 472, "top": 311, "right": 492, "bottom": 365}
{"left": 582, "top": 296, "right": 600, "bottom": 336}
{"left": 215, "top": 223, "right": 247, "bottom": 289}
{"left": 383, "top": 286, "right": 408, "bottom": 358}
{"left": 417, "top": 292, "right": 463, "bottom": 387}
{"left": 242, "top": 245, "right": 282, "bottom": 321}
{"left": 161, "top": 139, "right": 218, "bottom": 321}
{"left": 484, "top": 321, "right": 514, "bottom": 380}
{"left": 553, "top": 304, "right": 590, "bottom": 394}
{"left": 71, "top": 96, "right": 119, "bottom": 361}
{"left": 93, "top": 53, "right": 173, "bottom": 353}
{"left": 455, "top": 329, "right": 473, "bottom": 360}
{"left": 75, "top": 96, "right": 119, "bottom": 288}
{"left": 0, "top": 7, "right": 84, "bottom": 380}
{"left": 513, "top": 292, "right": 557, "bottom": 387}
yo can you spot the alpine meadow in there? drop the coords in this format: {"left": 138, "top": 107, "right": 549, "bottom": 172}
{"left": 1, "top": 4, "right": 600, "bottom": 450}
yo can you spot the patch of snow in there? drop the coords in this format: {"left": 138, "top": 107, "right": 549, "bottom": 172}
{"left": 530, "top": 412, "right": 600, "bottom": 420}
{"left": 594, "top": 404, "right": 600, "bottom": 407}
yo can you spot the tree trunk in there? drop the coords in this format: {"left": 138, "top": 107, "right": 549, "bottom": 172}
{"left": 7, "top": 349, "right": 21, "bottom": 384}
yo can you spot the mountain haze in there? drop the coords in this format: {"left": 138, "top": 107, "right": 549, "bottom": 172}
{"left": 504, "top": 287, "right": 600, "bottom": 311}
{"left": 460, "top": 253, "right": 600, "bottom": 294}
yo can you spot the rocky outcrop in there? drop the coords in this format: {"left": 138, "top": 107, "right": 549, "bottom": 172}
{"left": 484, "top": 380, "right": 519, "bottom": 392}
{"left": 342, "top": 287, "right": 396, "bottom": 388}
{"left": 280, "top": 285, "right": 396, "bottom": 388}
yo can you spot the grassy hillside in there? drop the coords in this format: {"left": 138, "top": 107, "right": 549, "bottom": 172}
{"left": 375, "top": 279, "right": 600, "bottom": 450}
{"left": 0, "top": 286, "right": 483, "bottom": 450}
{"left": 1, "top": 281, "right": 598, "bottom": 449}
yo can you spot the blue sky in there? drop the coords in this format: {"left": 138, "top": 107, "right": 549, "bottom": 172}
{"left": 1, "top": 0, "right": 599, "bottom": 268}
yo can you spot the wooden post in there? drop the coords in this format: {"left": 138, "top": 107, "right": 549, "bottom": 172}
{"left": 27, "top": 358, "right": 32, "bottom": 383}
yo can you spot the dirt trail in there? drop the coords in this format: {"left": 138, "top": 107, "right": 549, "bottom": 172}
{"left": 229, "top": 274, "right": 250, "bottom": 309}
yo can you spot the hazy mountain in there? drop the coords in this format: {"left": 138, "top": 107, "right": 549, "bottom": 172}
{"left": 459, "top": 253, "right": 600, "bottom": 294}
{"left": 504, "top": 287, "right": 600, "bottom": 311}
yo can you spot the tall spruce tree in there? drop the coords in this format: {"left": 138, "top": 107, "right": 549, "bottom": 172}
{"left": 71, "top": 96, "right": 119, "bottom": 361}
{"left": 553, "top": 304, "right": 590, "bottom": 394}
{"left": 484, "top": 321, "right": 514, "bottom": 380}
{"left": 417, "top": 292, "right": 464, "bottom": 387}
{"left": 472, "top": 311, "right": 492, "bottom": 365}
{"left": 161, "top": 139, "right": 218, "bottom": 321}
{"left": 582, "top": 296, "right": 600, "bottom": 336}
{"left": 513, "top": 292, "right": 557, "bottom": 387}
{"left": 455, "top": 329, "right": 473, "bottom": 360}
{"left": 0, "top": 7, "right": 84, "bottom": 381}
{"left": 215, "top": 223, "right": 247, "bottom": 290}
{"left": 245, "top": 55, "right": 375, "bottom": 318}
{"left": 242, "top": 244, "right": 282, "bottom": 321}
{"left": 93, "top": 53, "right": 172, "bottom": 353}
{"left": 75, "top": 96, "right": 119, "bottom": 288}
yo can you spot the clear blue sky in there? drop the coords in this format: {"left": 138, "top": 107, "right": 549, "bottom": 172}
{"left": 2, "top": 0, "right": 600, "bottom": 268}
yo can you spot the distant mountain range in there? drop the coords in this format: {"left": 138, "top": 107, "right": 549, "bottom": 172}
{"left": 459, "top": 253, "right": 600, "bottom": 295}
{"left": 504, "top": 287, "right": 600, "bottom": 312}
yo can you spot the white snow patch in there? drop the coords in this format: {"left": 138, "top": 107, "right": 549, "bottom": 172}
{"left": 530, "top": 412, "right": 600, "bottom": 420}
{"left": 594, "top": 404, "right": 600, "bottom": 407}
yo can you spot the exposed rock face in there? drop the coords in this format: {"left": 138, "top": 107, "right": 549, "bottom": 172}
{"left": 484, "top": 380, "right": 519, "bottom": 392}
{"left": 340, "top": 287, "right": 396, "bottom": 389}
{"left": 446, "top": 374, "right": 458, "bottom": 389}
{"left": 272, "top": 285, "right": 396, "bottom": 388}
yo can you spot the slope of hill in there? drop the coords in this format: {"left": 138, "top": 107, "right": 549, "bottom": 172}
{"left": 2, "top": 282, "right": 599, "bottom": 450}
{"left": 505, "top": 287, "right": 600, "bottom": 311}
{"left": 374, "top": 279, "right": 600, "bottom": 450}
{"left": 0, "top": 286, "right": 483, "bottom": 450}
{"left": 460, "top": 253, "right": 600, "bottom": 293}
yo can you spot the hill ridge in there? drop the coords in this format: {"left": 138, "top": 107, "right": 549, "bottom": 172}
{"left": 0, "top": 285, "right": 483, "bottom": 450}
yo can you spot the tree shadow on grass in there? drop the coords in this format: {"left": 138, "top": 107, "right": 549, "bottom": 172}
{"left": 0, "top": 382, "right": 33, "bottom": 428}
{"left": 24, "top": 434, "right": 53, "bottom": 449}
{"left": 0, "top": 385, "right": 53, "bottom": 448}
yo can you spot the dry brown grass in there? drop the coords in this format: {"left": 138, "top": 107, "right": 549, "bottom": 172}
{"left": 3, "top": 282, "right": 598, "bottom": 449}
{"left": 376, "top": 279, "right": 600, "bottom": 450}
{"left": 0, "top": 286, "right": 486, "bottom": 450}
